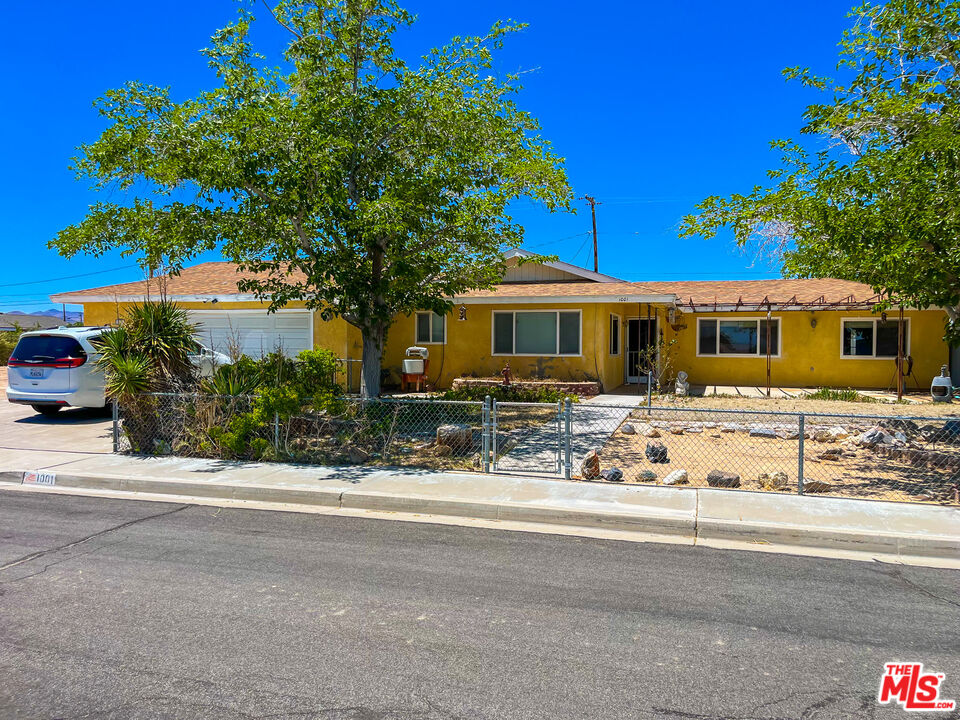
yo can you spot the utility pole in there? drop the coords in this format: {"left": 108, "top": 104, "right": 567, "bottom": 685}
{"left": 583, "top": 195, "right": 600, "bottom": 273}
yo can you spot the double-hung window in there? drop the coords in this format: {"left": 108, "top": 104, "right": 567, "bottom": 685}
{"left": 415, "top": 311, "right": 445, "bottom": 344}
{"left": 697, "top": 317, "right": 780, "bottom": 356}
{"left": 493, "top": 311, "right": 581, "bottom": 356}
{"left": 841, "top": 318, "right": 908, "bottom": 358}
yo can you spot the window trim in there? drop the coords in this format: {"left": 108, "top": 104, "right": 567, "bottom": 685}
{"left": 609, "top": 314, "right": 621, "bottom": 356}
{"left": 491, "top": 309, "right": 583, "bottom": 357}
{"left": 414, "top": 311, "right": 446, "bottom": 345}
{"left": 839, "top": 316, "right": 910, "bottom": 359}
{"left": 695, "top": 316, "right": 782, "bottom": 358}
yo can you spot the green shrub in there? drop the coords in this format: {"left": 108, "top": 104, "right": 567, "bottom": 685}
{"left": 0, "top": 330, "right": 20, "bottom": 365}
{"left": 441, "top": 384, "right": 578, "bottom": 404}
{"left": 807, "top": 387, "right": 878, "bottom": 403}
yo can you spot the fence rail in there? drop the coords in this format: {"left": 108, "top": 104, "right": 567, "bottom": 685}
{"left": 114, "top": 393, "right": 960, "bottom": 507}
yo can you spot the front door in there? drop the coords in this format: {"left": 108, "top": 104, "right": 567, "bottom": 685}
{"left": 626, "top": 318, "right": 657, "bottom": 383}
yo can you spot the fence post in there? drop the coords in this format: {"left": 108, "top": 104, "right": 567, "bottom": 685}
{"left": 491, "top": 399, "right": 499, "bottom": 471}
{"left": 482, "top": 395, "right": 491, "bottom": 474}
{"left": 563, "top": 398, "right": 573, "bottom": 480}
{"left": 273, "top": 411, "right": 281, "bottom": 452}
{"left": 556, "top": 399, "right": 563, "bottom": 474}
{"left": 797, "top": 414, "right": 805, "bottom": 495}
{"left": 111, "top": 400, "right": 119, "bottom": 453}
{"left": 646, "top": 370, "right": 653, "bottom": 416}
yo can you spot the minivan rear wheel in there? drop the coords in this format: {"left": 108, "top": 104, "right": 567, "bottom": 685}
{"left": 32, "top": 405, "right": 62, "bottom": 417}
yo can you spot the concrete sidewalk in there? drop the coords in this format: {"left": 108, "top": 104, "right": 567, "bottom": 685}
{"left": 2, "top": 448, "right": 958, "bottom": 568}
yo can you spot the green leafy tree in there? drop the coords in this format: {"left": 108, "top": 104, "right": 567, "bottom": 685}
{"left": 52, "top": 0, "right": 571, "bottom": 396}
{"left": 681, "top": 1, "right": 960, "bottom": 341}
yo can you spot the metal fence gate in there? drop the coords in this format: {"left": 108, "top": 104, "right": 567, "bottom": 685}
{"left": 489, "top": 400, "right": 566, "bottom": 475}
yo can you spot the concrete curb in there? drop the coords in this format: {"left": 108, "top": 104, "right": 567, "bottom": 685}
{"left": 2, "top": 467, "right": 957, "bottom": 565}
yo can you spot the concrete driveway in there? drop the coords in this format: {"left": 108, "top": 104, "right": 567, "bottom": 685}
{"left": 0, "top": 367, "right": 112, "bottom": 459}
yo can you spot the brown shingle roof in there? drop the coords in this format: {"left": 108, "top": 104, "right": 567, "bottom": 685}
{"left": 639, "top": 278, "right": 881, "bottom": 307}
{"left": 50, "top": 261, "right": 881, "bottom": 307}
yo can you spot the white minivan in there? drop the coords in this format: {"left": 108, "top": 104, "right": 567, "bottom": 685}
{"left": 6, "top": 326, "right": 228, "bottom": 416}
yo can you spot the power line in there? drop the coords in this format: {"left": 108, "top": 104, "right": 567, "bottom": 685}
{"left": 0, "top": 264, "right": 138, "bottom": 289}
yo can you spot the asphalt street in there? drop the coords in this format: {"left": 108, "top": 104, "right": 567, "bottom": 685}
{"left": 1, "top": 489, "right": 958, "bottom": 720}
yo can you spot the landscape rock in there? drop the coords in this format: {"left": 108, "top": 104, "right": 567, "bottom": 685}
{"left": 777, "top": 429, "right": 800, "bottom": 440}
{"left": 643, "top": 427, "right": 662, "bottom": 438}
{"left": 645, "top": 441, "right": 669, "bottom": 464}
{"left": 601, "top": 467, "right": 624, "bottom": 482}
{"left": 433, "top": 444, "right": 453, "bottom": 457}
{"left": 472, "top": 453, "right": 482, "bottom": 468}
{"left": 620, "top": 423, "right": 636, "bottom": 435}
{"left": 661, "top": 469, "right": 688, "bottom": 485}
{"left": 758, "top": 471, "right": 789, "bottom": 490}
{"left": 720, "top": 425, "right": 738, "bottom": 433}
{"left": 580, "top": 450, "right": 601, "bottom": 479}
{"left": 685, "top": 427, "right": 703, "bottom": 434}
{"left": 813, "top": 430, "right": 834, "bottom": 443}
{"left": 637, "top": 470, "right": 658, "bottom": 482}
{"left": 436, "top": 424, "right": 473, "bottom": 452}
{"left": 803, "top": 479, "right": 833, "bottom": 493}
{"left": 706, "top": 470, "right": 741, "bottom": 488}
{"left": 828, "top": 426, "right": 850, "bottom": 440}
{"left": 669, "top": 427, "right": 685, "bottom": 435}
{"left": 749, "top": 428, "right": 777, "bottom": 439}
{"left": 817, "top": 448, "right": 841, "bottom": 460}
{"left": 346, "top": 446, "right": 371, "bottom": 463}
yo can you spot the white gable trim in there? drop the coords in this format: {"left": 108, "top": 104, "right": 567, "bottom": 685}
{"left": 504, "top": 248, "right": 622, "bottom": 283}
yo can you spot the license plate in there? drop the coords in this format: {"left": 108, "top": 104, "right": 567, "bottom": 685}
{"left": 29, "top": 369, "right": 44, "bottom": 378}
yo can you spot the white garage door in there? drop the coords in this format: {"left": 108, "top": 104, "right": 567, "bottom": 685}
{"left": 190, "top": 311, "right": 313, "bottom": 358}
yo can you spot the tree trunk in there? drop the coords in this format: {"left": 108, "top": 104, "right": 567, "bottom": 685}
{"left": 359, "top": 324, "right": 386, "bottom": 399}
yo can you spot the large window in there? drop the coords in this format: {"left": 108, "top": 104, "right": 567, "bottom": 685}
{"left": 609, "top": 314, "right": 621, "bottom": 356}
{"left": 415, "top": 311, "right": 445, "bottom": 344}
{"left": 697, "top": 318, "right": 780, "bottom": 357}
{"left": 492, "top": 310, "right": 581, "bottom": 356}
{"left": 842, "top": 318, "right": 908, "bottom": 358}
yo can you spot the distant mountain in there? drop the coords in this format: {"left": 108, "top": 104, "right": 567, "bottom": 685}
{"left": 7, "top": 308, "right": 83, "bottom": 323}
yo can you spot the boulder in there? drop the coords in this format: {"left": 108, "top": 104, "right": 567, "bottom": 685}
{"left": 620, "top": 423, "right": 636, "bottom": 435}
{"left": 777, "top": 429, "right": 800, "bottom": 440}
{"left": 817, "top": 448, "right": 841, "bottom": 460}
{"left": 645, "top": 441, "right": 669, "bottom": 464}
{"left": 749, "top": 428, "right": 777, "bottom": 439}
{"left": 669, "top": 427, "right": 685, "bottom": 435}
{"left": 813, "top": 430, "right": 834, "bottom": 443}
{"left": 346, "top": 445, "right": 371, "bottom": 463}
{"left": 828, "top": 425, "right": 849, "bottom": 440}
{"left": 436, "top": 424, "right": 473, "bottom": 452}
{"left": 644, "top": 427, "right": 662, "bottom": 438}
{"left": 758, "top": 471, "right": 789, "bottom": 490}
{"left": 433, "top": 444, "right": 453, "bottom": 457}
{"left": 685, "top": 427, "right": 703, "bottom": 434}
{"left": 601, "top": 467, "right": 624, "bottom": 482}
{"left": 706, "top": 470, "right": 741, "bottom": 488}
{"left": 662, "top": 469, "right": 688, "bottom": 485}
{"left": 803, "top": 479, "right": 833, "bottom": 493}
{"left": 580, "top": 450, "right": 601, "bottom": 479}
{"left": 637, "top": 470, "right": 658, "bottom": 482}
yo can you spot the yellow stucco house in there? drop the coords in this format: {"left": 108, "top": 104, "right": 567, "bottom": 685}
{"left": 52, "top": 249, "right": 953, "bottom": 393}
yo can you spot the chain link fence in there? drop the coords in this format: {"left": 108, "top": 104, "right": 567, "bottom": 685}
{"left": 573, "top": 404, "right": 960, "bottom": 506}
{"left": 113, "top": 393, "right": 960, "bottom": 506}
{"left": 116, "top": 393, "right": 486, "bottom": 472}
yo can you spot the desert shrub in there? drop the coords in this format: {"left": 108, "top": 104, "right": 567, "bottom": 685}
{"left": 807, "top": 387, "right": 879, "bottom": 403}
{"left": 441, "top": 384, "right": 578, "bottom": 404}
{"left": 0, "top": 329, "right": 20, "bottom": 365}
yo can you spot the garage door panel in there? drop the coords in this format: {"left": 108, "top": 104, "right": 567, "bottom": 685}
{"left": 189, "top": 311, "right": 312, "bottom": 359}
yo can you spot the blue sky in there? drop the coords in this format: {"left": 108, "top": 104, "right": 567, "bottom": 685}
{"left": 0, "top": 0, "right": 851, "bottom": 313}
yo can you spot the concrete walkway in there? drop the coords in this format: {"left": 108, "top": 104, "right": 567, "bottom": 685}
{"left": 1, "top": 446, "right": 957, "bottom": 568}
{"left": 494, "top": 394, "right": 644, "bottom": 475}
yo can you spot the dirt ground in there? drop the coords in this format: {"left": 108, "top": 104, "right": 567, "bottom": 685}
{"left": 648, "top": 392, "right": 960, "bottom": 418}
{"left": 595, "top": 412, "right": 960, "bottom": 506}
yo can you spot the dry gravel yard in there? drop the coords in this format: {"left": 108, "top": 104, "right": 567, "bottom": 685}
{"left": 590, "top": 410, "right": 960, "bottom": 505}
{"left": 661, "top": 392, "right": 960, "bottom": 418}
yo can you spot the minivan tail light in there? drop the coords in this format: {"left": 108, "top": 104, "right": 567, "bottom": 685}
{"left": 8, "top": 355, "right": 86, "bottom": 368}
